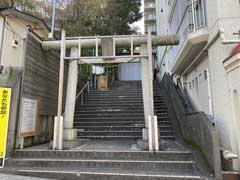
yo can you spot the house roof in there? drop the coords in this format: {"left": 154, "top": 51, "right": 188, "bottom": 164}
{"left": 223, "top": 43, "right": 240, "bottom": 63}
{"left": 0, "top": 7, "right": 51, "bottom": 32}
{"left": 230, "top": 43, "right": 240, "bottom": 57}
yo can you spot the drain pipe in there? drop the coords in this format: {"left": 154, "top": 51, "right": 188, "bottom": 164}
{"left": 220, "top": 28, "right": 240, "bottom": 44}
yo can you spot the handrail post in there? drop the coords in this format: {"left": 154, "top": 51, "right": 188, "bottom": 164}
{"left": 96, "top": 36, "right": 99, "bottom": 57}
{"left": 81, "top": 93, "right": 83, "bottom": 105}
{"left": 131, "top": 36, "right": 134, "bottom": 56}
{"left": 87, "top": 81, "right": 90, "bottom": 94}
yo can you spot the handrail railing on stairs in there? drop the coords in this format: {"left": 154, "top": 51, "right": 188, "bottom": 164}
{"left": 62, "top": 81, "right": 90, "bottom": 116}
{"left": 76, "top": 80, "right": 90, "bottom": 105}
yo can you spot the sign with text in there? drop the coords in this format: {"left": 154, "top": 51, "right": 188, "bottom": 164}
{"left": 20, "top": 98, "right": 39, "bottom": 137}
{"left": 0, "top": 87, "right": 11, "bottom": 168}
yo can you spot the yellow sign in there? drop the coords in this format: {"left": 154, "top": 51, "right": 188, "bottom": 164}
{"left": 0, "top": 87, "right": 11, "bottom": 160}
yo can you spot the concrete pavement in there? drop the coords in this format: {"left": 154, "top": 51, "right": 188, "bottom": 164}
{"left": 0, "top": 174, "right": 55, "bottom": 180}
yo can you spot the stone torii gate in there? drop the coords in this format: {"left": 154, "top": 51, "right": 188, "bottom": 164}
{"left": 42, "top": 30, "right": 179, "bottom": 151}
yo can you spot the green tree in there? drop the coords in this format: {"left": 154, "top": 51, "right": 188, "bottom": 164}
{"left": 61, "top": 0, "right": 143, "bottom": 36}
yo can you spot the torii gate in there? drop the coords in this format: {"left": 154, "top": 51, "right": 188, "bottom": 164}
{"left": 42, "top": 30, "right": 179, "bottom": 151}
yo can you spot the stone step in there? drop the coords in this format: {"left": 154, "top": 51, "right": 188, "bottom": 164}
{"left": 77, "top": 136, "right": 175, "bottom": 141}
{"left": 77, "top": 136, "right": 142, "bottom": 140}
{"left": 74, "top": 113, "right": 144, "bottom": 117}
{"left": 86, "top": 95, "right": 163, "bottom": 98}
{"left": 74, "top": 121, "right": 145, "bottom": 126}
{"left": 74, "top": 125, "right": 173, "bottom": 131}
{"left": 77, "top": 131, "right": 174, "bottom": 137}
{"left": 74, "top": 116, "right": 169, "bottom": 122}
{"left": 76, "top": 102, "right": 166, "bottom": 107}
{"left": 74, "top": 117, "right": 145, "bottom": 121}
{"left": 6, "top": 158, "right": 194, "bottom": 171}
{"left": 79, "top": 99, "right": 166, "bottom": 103}
{"left": 77, "top": 102, "right": 145, "bottom": 106}
{"left": 2, "top": 168, "right": 203, "bottom": 180}
{"left": 13, "top": 150, "right": 192, "bottom": 161}
{"left": 74, "top": 121, "right": 172, "bottom": 126}
{"left": 84, "top": 96, "right": 164, "bottom": 100}
{"left": 77, "top": 104, "right": 142, "bottom": 108}
{"left": 74, "top": 108, "right": 167, "bottom": 113}
{"left": 84, "top": 98, "right": 145, "bottom": 102}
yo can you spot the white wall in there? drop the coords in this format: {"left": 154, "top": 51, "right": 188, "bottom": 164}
{"left": 157, "top": 0, "right": 240, "bottom": 170}
{"left": 227, "top": 65, "right": 240, "bottom": 170}
{"left": 206, "top": 0, "right": 240, "bottom": 166}
{"left": 185, "top": 56, "right": 211, "bottom": 114}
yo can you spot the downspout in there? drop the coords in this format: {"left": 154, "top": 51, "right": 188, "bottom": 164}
{"left": 15, "top": 29, "right": 29, "bottom": 149}
{"left": 0, "top": 13, "right": 6, "bottom": 65}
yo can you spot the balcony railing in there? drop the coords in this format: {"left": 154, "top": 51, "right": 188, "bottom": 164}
{"left": 169, "top": 0, "right": 207, "bottom": 65}
{"left": 145, "top": 3, "right": 156, "bottom": 9}
{"left": 145, "top": 25, "right": 157, "bottom": 33}
{"left": 145, "top": 15, "right": 156, "bottom": 21}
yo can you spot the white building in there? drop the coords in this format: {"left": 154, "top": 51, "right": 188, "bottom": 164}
{"left": 156, "top": 0, "right": 240, "bottom": 170}
{"left": 144, "top": 0, "right": 157, "bottom": 35}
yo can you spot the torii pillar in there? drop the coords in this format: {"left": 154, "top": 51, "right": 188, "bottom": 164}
{"left": 42, "top": 32, "right": 179, "bottom": 150}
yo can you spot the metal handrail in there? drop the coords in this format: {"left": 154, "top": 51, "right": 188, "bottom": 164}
{"left": 62, "top": 81, "right": 90, "bottom": 116}
{"left": 76, "top": 81, "right": 90, "bottom": 102}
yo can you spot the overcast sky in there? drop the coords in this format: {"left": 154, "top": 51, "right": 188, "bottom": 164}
{"left": 131, "top": 1, "right": 144, "bottom": 34}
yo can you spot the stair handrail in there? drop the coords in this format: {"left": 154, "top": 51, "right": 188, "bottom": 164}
{"left": 62, "top": 81, "right": 90, "bottom": 116}
{"left": 76, "top": 80, "right": 90, "bottom": 105}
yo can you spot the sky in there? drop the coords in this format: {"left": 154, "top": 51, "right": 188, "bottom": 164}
{"left": 131, "top": 1, "right": 144, "bottom": 34}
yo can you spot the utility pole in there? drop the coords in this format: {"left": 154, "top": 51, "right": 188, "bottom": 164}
{"left": 49, "top": 0, "right": 56, "bottom": 39}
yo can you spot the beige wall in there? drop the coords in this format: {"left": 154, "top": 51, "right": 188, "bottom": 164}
{"left": 0, "top": 15, "right": 49, "bottom": 67}
{"left": 0, "top": 17, "right": 4, "bottom": 58}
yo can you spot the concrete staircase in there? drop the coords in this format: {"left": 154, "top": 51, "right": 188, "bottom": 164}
{"left": 1, "top": 81, "right": 210, "bottom": 179}
{"left": 2, "top": 149, "right": 205, "bottom": 180}
{"left": 74, "top": 81, "right": 175, "bottom": 141}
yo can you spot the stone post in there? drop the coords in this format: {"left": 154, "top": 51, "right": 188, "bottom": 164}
{"left": 140, "top": 44, "right": 154, "bottom": 140}
{"left": 64, "top": 47, "right": 78, "bottom": 141}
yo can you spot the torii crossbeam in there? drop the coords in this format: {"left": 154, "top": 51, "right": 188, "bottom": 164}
{"left": 42, "top": 30, "right": 179, "bottom": 151}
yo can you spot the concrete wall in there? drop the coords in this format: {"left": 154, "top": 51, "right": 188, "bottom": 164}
{"left": 159, "top": 73, "right": 222, "bottom": 179}
{"left": 184, "top": 56, "right": 210, "bottom": 114}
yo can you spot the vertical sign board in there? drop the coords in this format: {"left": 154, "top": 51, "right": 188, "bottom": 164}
{"left": 20, "top": 98, "right": 39, "bottom": 137}
{"left": 0, "top": 87, "right": 11, "bottom": 168}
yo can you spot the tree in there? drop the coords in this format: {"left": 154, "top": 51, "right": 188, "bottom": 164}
{"left": 61, "top": 0, "right": 143, "bottom": 36}
{"left": 0, "top": 0, "right": 143, "bottom": 36}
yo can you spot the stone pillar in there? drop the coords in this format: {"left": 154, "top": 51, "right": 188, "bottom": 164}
{"left": 140, "top": 44, "right": 154, "bottom": 140}
{"left": 64, "top": 47, "right": 78, "bottom": 141}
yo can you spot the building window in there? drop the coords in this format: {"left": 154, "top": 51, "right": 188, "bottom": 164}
{"left": 199, "top": 73, "right": 202, "bottom": 83}
{"left": 189, "top": 82, "right": 191, "bottom": 89}
{"left": 204, "top": 70, "right": 207, "bottom": 80}
{"left": 195, "top": 77, "right": 198, "bottom": 87}
{"left": 187, "top": 0, "right": 206, "bottom": 32}
{"left": 192, "top": 80, "right": 195, "bottom": 88}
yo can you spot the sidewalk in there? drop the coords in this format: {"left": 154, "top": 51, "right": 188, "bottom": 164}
{"left": 0, "top": 174, "right": 55, "bottom": 180}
